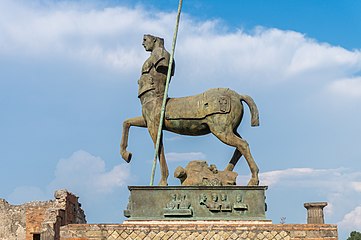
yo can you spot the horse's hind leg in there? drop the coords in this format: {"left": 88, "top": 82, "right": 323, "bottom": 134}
{"left": 225, "top": 149, "right": 242, "bottom": 171}
{"left": 120, "top": 116, "right": 146, "bottom": 162}
{"left": 211, "top": 127, "right": 259, "bottom": 186}
{"left": 225, "top": 132, "right": 243, "bottom": 171}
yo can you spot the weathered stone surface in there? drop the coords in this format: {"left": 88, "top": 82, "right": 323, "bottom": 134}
{"left": 60, "top": 223, "right": 338, "bottom": 240}
{"left": 304, "top": 202, "right": 328, "bottom": 224}
{"left": 0, "top": 198, "right": 26, "bottom": 240}
{"left": 0, "top": 189, "right": 86, "bottom": 240}
{"left": 174, "top": 160, "right": 238, "bottom": 186}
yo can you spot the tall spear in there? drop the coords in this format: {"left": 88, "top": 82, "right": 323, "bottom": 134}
{"left": 150, "top": 0, "right": 183, "bottom": 186}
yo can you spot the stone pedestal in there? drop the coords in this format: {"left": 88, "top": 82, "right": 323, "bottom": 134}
{"left": 59, "top": 188, "right": 338, "bottom": 239}
{"left": 304, "top": 202, "right": 327, "bottom": 224}
{"left": 124, "top": 186, "right": 267, "bottom": 221}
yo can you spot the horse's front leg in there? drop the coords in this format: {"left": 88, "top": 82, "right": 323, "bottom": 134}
{"left": 157, "top": 138, "right": 169, "bottom": 186}
{"left": 148, "top": 124, "right": 169, "bottom": 186}
{"left": 120, "top": 116, "right": 146, "bottom": 163}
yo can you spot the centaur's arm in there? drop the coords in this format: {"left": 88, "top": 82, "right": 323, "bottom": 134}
{"left": 153, "top": 48, "right": 175, "bottom": 76}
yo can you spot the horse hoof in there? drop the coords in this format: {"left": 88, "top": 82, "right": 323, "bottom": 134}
{"left": 158, "top": 180, "right": 168, "bottom": 186}
{"left": 121, "top": 151, "right": 132, "bottom": 163}
{"left": 247, "top": 178, "right": 259, "bottom": 186}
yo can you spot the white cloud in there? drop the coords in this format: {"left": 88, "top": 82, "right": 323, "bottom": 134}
{"left": 5, "top": 150, "right": 131, "bottom": 223}
{"left": 176, "top": 27, "right": 361, "bottom": 91}
{"left": 326, "top": 77, "right": 361, "bottom": 99}
{"left": 165, "top": 136, "right": 183, "bottom": 141}
{"left": 7, "top": 186, "right": 49, "bottom": 204}
{"left": 339, "top": 206, "right": 361, "bottom": 230}
{"left": 6, "top": 150, "right": 129, "bottom": 203}
{"left": 166, "top": 152, "right": 206, "bottom": 162}
{"left": 259, "top": 168, "right": 321, "bottom": 186}
{"left": 0, "top": 0, "right": 174, "bottom": 71}
{"left": 238, "top": 167, "right": 342, "bottom": 187}
{"left": 238, "top": 168, "right": 361, "bottom": 219}
{"left": 1, "top": 0, "right": 361, "bottom": 89}
{"left": 352, "top": 181, "right": 361, "bottom": 192}
{"left": 256, "top": 168, "right": 361, "bottom": 195}
{"left": 286, "top": 42, "right": 361, "bottom": 78}
{"left": 49, "top": 150, "right": 130, "bottom": 195}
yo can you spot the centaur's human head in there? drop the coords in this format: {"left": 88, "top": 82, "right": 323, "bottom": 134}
{"left": 142, "top": 34, "right": 164, "bottom": 52}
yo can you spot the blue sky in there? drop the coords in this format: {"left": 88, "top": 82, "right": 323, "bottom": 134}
{"left": 1, "top": 0, "right": 361, "bottom": 238}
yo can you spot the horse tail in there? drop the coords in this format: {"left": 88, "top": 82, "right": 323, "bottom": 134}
{"left": 240, "top": 95, "right": 259, "bottom": 127}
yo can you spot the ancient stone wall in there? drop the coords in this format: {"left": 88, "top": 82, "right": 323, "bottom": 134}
{"left": 0, "top": 189, "right": 86, "bottom": 240}
{"left": 25, "top": 201, "right": 53, "bottom": 240}
{"left": 60, "top": 222, "right": 338, "bottom": 240}
{"left": 0, "top": 198, "right": 26, "bottom": 240}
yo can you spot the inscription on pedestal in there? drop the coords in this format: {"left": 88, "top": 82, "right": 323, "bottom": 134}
{"left": 199, "top": 193, "right": 247, "bottom": 213}
{"left": 163, "top": 194, "right": 193, "bottom": 217}
{"left": 124, "top": 186, "right": 267, "bottom": 220}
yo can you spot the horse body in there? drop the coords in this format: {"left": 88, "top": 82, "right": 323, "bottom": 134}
{"left": 120, "top": 87, "right": 260, "bottom": 186}
{"left": 163, "top": 88, "right": 244, "bottom": 136}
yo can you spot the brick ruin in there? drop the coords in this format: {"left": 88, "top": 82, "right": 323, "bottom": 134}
{"left": 0, "top": 189, "right": 86, "bottom": 240}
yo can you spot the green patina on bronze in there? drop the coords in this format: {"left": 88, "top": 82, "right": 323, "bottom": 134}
{"left": 120, "top": 34, "right": 265, "bottom": 221}
{"left": 124, "top": 186, "right": 267, "bottom": 220}
{"left": 174, "top": 160, "right": 238, "bottom": 186}
{"left": 120, "top": 35, "right": 260, "bottom": 187}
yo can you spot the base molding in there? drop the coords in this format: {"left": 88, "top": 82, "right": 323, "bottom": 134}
{"left": 123, "top": 219, "right": 273, "bottom": 225}
{"left": 60, "top": 222, "right": 338, "bottom": 239}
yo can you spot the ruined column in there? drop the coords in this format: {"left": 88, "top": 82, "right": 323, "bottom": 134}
{"left": 304, "top": 202, "right": 327, "bottom": 224}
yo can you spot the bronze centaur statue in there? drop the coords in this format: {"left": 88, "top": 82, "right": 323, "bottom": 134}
{"left": 120, "top": 34, "right": 260, "bottom": 186}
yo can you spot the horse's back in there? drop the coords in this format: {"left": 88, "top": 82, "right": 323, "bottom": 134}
{"left": 165, "top": 88, "right": 236, "bottom": 120}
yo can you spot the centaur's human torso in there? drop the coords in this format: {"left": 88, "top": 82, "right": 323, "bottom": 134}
{"left": 138, "top": 46, "right": 172, "bottom": 104}
{"left": 137, "top": 39, "right": 174, "bottom": 132}
{"left": 137, "top": 41, "right": 229, "bottom": 136}
{"left": 137, "top": 44, "right": 211, "bottom": 135}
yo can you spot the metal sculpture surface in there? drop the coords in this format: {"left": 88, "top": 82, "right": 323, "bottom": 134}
{"left": 174, "top": 161, "right": 238, "bottom": 186}
{"left": 120, "top": 34, "right": 260, "bottom": 186}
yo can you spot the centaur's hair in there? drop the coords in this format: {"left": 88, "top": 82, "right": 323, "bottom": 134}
{"left": 144, "top": 34, "right": 164, "bottom": 48}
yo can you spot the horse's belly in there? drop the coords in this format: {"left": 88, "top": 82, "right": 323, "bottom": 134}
{"left": 165, "top": 119, "right": 210, "bottom": 136}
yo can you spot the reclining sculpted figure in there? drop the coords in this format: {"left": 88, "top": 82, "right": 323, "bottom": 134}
{"left": 120, "top": 34, "right": 260, "bottom": 186}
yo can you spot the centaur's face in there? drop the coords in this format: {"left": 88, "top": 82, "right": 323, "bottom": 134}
{"left": 142, "top": 35, "right": 155, "bottom": 52}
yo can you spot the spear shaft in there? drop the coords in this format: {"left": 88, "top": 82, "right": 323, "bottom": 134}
{"left": 150, "top": 0, "right": 183, "bottom": 186}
